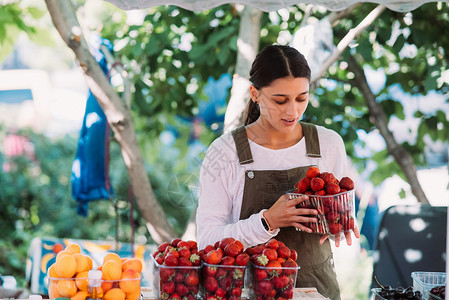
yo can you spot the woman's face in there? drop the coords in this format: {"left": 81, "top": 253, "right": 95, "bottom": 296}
{"left": 250, "top": 76, "right": 309, "bottom": 133}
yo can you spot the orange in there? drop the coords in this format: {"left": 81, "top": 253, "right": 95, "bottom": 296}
{"left": 102, "top": 260, "right": 122, "bottom": 280}
{"left": 126, "top": 290, "right": 141, "bottom": 300}
{"left": 73, "top": 253, "right": 90, "bottom": 273}
{"left": 54, "top": 254, "right": 76, "bottom": 278}
{"left": 56, "top": 250, "right": 71, "bottom": 262}
{"left": 71, "top": 290, "right": 87, "bottom": 300}
{"left": 103, "top": 288, "right": 125, "bottom": 300}
{"left": 103, "top": 252, "right": 122, "bottom": 266}
{"left": 75, "top": 271, "right": 89, "bottom": 291}
{"left": 65, "top": 243, "right": 81, "bottom": 254}
{"left": 85, "top": 255, "right": 93, "bottom": 269}
{"left": 121, "top": 258, "right": 143, "bottom": 273}
{"left": 119, "top": 269, "right": 140, "bottom": 293}
{"left": 48, "top": 264, "right": 58, "bottom": 278}
{"left": 101, "top": 280, "right": 113, "bottom": 294}
{"left": 57, "top": 279, "right": 77, "bottom": 298}
{"left": 49, "top": 280, "right": 61, "bottom": 298}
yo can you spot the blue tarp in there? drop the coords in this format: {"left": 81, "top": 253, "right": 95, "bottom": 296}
{"left": 71, "top": 36, "right": 114, "bottom": 216}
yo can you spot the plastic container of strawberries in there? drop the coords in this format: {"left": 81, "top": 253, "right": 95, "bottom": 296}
{"left": 411, "top": 271, "right": 446, "bottom": 300}
{"left": 245, "top": 261, "right": 300, "bottom": 300}
{"left": 286, "top": 189, "right": 356, "bottom": 236}
{"left": 199, "top": 262, "right": 246, "bottom": 299}
{"left": 151, "top": 255, "right": 200, "bottom": 300}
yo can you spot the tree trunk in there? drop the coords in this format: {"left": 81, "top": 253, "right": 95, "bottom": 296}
{"left": 45, "top": 0, "right": 177, "bottom": 243}
{"left": 223, "top": 6, "right": 262, "bottom": 132}
{"left": 347, "top": 55, "right": 430, "bottom": 204}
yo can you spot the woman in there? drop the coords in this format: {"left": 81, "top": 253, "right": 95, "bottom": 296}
{"left": 196, "top": 45, "right": 359, "bottom": 300}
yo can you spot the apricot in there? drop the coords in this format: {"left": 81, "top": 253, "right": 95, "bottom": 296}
{"left": 102, "top": 260, "right": 122, "bottom": 281}
{"left": 54, "top": 254, "right": 76, "bottom": 278}
{"left": 57, "top": 279, "right": 77, "bottom": 298}
{"left": 65, "top": 243, "right": 81, "bottom": 254}
{"left": 73, "top": 253, "right": 90, "bottom": 273}
{"left": 119, "top": 269, "right": 140, "bottom": 293}
{"left": 75, "top": 271, "right": 89, "bottom": 291}
{"left": 103, "top": 252, "right": 122, "bottom": 265}
{"left": 71, "top": 290, "right": 87, "bottom": 300}
{"left": 103, "top": 288, "right": 125, "bottom": 300}
{"left": 122, "top": 258, "right": 143, "bottom": 273}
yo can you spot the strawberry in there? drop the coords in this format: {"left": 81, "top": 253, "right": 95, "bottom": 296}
{"left": 234, "top": 278, "right": 243, "bottom": 287}
{"left": 257, "top": 280, "right": 273, "bottom": 296}
{"left": 280, "top": 287, "right": 294, "bottom": 299}
{"left": 266, "top": 260, "right": 282, "bottom": 277}
{"left": 311, "top": 177, "right": 325, "bottom": 191}
{"left": 235, "top": 253, "right": 250, "bottom": 266}
{"left": 219, "top": 275, "right": 232, "bottom": 290}
{"left": 164, "top": 253, "right": 179, "bottom": 266}
{"left": 342, "top": 216, "right": 355, "bottom": 230}
{"left": 184, "top": 271, "right": 199, "bottom": 286}
{"left": 215, "top": 267, "right": 227, "bottom": 280}
{"left": 282, "top": 258, "right": 298, "bottom": 276}
{"left": 205, "top": 266, "right": 217, "bottom": 277}
{"left": 289, "top": 249, "right": 298, "bottom": 262}
{"left": 233, "top": 240, "right": 244, "bottom": 253}
{"left": 306, "top": 166, "right": 320, "bottom": 178}
{"left": 189, "top": 253, "right": 201, "bottom": 266}
{"left": 294, "top": 177, "right": 311, "bottom": 193}
{"left": 170, "top": 238, "right": 182, "bottom": 247}
{"left": 326, "top": 183, "right": 341, "bottom": 195}
{"left": 204, "top": 276, "right": 218, "bottom": 292}
{"left": 252, "top": 253, "right": 269, "bottom": 266}
{"left": 262, "top": 248, "right": 278, "bottom": 261}
{"left": 203, "top": 244, "right": 215, "bottom": 254}
{"left": 206, "top": 249, "right": 223, "bottom": 265}
{"left": 186, "top": 240, "right": 197, "bottom": 250}
{"left": 265, "top": 238, "right": 279, "bottom": 250}
{"left": 160, "top": 268, "right": 175, "bottom": 282}
{"left": 176, "top": 240, "right": 189, "bottom": 249}
{"left": 174, "top": 271, "right": 184, "bottom": 283}
{"left": 251, "top": 244, "right": 266, "bottom": 255}
{"left": 158, "top": 242, "right": 170, "bottom": 253}
{"left": 178, "top": 247, "right": 191, "bottom": 259}
{"left": 220, "top": 256, "right": 235, "bottom": 266}
{"left": 319, "top": 172, "right": 338, "bottom": 184}
{"left": 339, "top": 176, "right": 354, "bottom": 190}
{"left": 230, "top": 287, "right": 242, "bottom": 296}
{"left": 328, "top": 222, "right": 343, "bottom": 234}
{"left": 162, "top": 281, "right": 175, "bottom": 294}
{"left": 255, "top": 268, "right": 268, "bottom": 281}
{"left": 326, "top": 211, "right": 340, "bottom": 223}
{"left": 219, "top": 237, "right": 236, "bottom": 250}
{"left": 175, "top": 283, "right": 188, "bottom": 296}
{"left": 273, "top": 275, "right": 289, "bottom": 289}
{"left": 215, "top": 288, "right": 226, "bottom": 298}
{"left": 178, "top": 257, "right": 192, "bottom": 267}
{"left": 232, "top": 268, "right": 244, "bottom": 280}
{"left": 315, "top": 189, "right": 326, "bottom": 196}
{"left": 155, "top": 252, "right": 165, "bottom": 265}
{"left": 206, "top": 296, "right": 218, "bottom": 300}
{"left": 224, "top": 242, "right": 241, "bottom": 258}
{"left": 277, "top": 245, "right": 291, "bottom": 259}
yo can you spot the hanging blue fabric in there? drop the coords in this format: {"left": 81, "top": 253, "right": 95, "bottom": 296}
{"left": 71, "top": 35, "right": 114, "bottom": 216}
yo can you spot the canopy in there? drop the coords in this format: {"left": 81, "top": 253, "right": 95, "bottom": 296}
{"left": 104, "top": 0, "right": 440, "bottom": 12}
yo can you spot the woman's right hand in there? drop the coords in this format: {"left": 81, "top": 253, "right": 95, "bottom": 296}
{"left": 263, "top": 194, "right": 318, "bottom": 233}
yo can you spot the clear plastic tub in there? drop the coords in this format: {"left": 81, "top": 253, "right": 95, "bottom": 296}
{"left": 151, "top": 256, "right": 200, "bottom": 300}
{"left": 411, "top": 271, "right": 446, "bottom": 299}
{"left": 199, "top": 262, "right": 246, "bottom": 299}
{"left": 286, "top": 189, "right": 356, "bottom": 236}
{"left": 245, "top": 261, "right": 300, "bottom": 299}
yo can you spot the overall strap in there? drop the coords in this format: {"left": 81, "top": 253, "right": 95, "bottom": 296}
{"left": 231, "top": 126, "right": 254, "bottom": 165}
{"left": 301, "top": 122, "right": 322, "bottom": 158}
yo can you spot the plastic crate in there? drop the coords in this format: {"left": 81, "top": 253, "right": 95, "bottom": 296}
{"left": 411, "top": 272, "right": 446, "bottom": 299}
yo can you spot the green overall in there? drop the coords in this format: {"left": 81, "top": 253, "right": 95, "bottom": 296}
{"left": 231, "top": 123, "right": 341, "bottom": 300}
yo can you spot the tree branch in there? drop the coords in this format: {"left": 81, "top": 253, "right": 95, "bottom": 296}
{"left": 347, "top": 55, "right": 429, "bottom": 204}
{"left": 45, "top": 0, "right": 177, "bottom": 243}
{"left": 311, "top": 4, "right": 386, "bottom": 85}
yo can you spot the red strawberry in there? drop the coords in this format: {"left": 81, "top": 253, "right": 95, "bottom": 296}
{"left": 184, "top": 271, "right": 199, "bottom": 286}
{"left": 282, "top": 258, "right": 298, "bottom": 276}
{"left": 170, "top": 238, "right": 182, "bottom": 247}
{"left": 178, "top": 247, "right": 191, "bottom": 259}
{"left": 215, "top": 288, "right": 226, "bottom": 298}
{"left": 224, "top": 242, "right": 241, "bottom": 258}
{"left": 326, "top": 211, "right": 340, "bottom": 223}
{"left": 266, "top": 260, "right": 282, "bottom": 277}
{"left": 311, "top": 177, "right": 325, "bottom": 191}
{"left": 255, "top": 268, "right": 268, "bottom": 281}
{"left": 339, "top": 177, "right": 354, "bottom": 190}
{"left": 257, "top": 280, "right": 273, "bottom": 296}
{"left": 206, "top": 249, "right": 223, "bottom": 265}
{"left": 219, "top": 237, "right": 236, "bottom": 250}
{"left": 170, "top": 293, "right": 181, "bottom": 300}
{"left": 162, "top": 281, "right": 175, "bottom": 294}
{"left": 215, "top": 267, "right": 227, "bottom": 280}
{"left": 231, "top": 287, "right": 242, "bottom": 296}
{"left": 233, "top": 240, "right": 244, "bottom": 252}
{"left": 176, "top": 240, "right": 189, "bottom": 249}
{"left": 273, "top": 275, "right": 289, "bottom": 289}
{"left": 204, "top": 276, "right": 218, "bottom": 292}
{"left": 155, "top": 252, "right": 164, "bottom": 265}
{"left": 160, "top": 268, "right": 175, "bottom": 281}
{"left": 306, "top": 166, "right": 320, "bottom": 178}
{"left": 186, "top": 240, "right": 197, "bottom": 251}
{"left": 235, "top": 253, "right": 250, "bottom": 266}
{"left": 164, "top": 253, "right": 179, "bottom": 266}
{"left": 203, "top": 245, "right": 215, "bottom": 254}
{"left": 328, "top": 222, "right": 343, "bottom": 234}
{"left": 315, "top": 189, "right": 326, "bottom": 196}
{"left": 232, "top": 268, "right": 244, "bottom": 280}
{"left": 252, "top": 253, "right": 269, "bottom": 266}
{"left": 178, "top": 257, "right": 193, "bottom": 267}
{"left": 280, "top": 287, "right": 294, "bottom": 299}
{"left": 341, "top": 216, "right": 355, "bottom": 230}
{"left": 220, "top": 256, "right": 235, "bottom": 266}
{"left": 219, "top": 275, "right": 232, "bottom": 290}
{"left": 262, "top": 248, "right": 278, "bottom": 261}
{"left": 174, "top": 271, "right": 184, "bottom": 283}
{"left": 265, "top": 238, "right": 279, "bottom": 250}
{"left": 175, "top": 283, "right": 188, "bottom": 296}
{"left": 189, "top": 253, "right": 201, "bottom": 266}
{"left": 326, "top": 183, "right": 341, "bottom": 195}
{"left": 252, "top": 244, "right": 266, "bottom": 255}
{"left": 319, "top": 172, "right": 338, "bottom": 184}
{"left": 205, "top": 265, "right": 217, "bottom": 277}
{"left": 277, "top": 245, "right": 291, "bottom": 259}
{"left": 158, "top": 242, "right": 170, "bottom": 253}
{"left": 290, "top": 249, "right": 298, "bottom": 262}
{"left": 294, "top": 177, "right": 311, "bottom": 193}
{"left": 234, "top": 278, "right": 243, "bottom": 287}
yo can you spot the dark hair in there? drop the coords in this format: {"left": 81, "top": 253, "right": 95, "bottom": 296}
{"left": 244, "top": 45, "right": 311, "bottom": 125}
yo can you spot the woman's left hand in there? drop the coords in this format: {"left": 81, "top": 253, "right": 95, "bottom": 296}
{"left": 319, "top": 226, "right": 360, "bottom": 247}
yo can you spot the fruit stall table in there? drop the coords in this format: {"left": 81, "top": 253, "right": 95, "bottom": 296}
{"left": 140, "top": 287, "right": 330, "bottom": 299}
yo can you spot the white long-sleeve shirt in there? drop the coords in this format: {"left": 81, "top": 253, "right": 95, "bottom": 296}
{"left": 196, "top": 125, "right": 348, "bottom": 249}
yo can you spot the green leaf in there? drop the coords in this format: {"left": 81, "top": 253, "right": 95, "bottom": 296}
{"left": 26, "top": 6, "right": 45, "bottom": 19}
{"left": 399, "top": 188, "right": 406, "bottom": 199}
{"left": 392, "top": 34, "right": 406, "bottom": 53}
{"left": 0, "top": 24, "right": 19, "bottom": 63}
{"left": 27, "top": 27, "right": 55, "bottom": 47}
